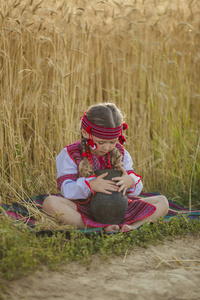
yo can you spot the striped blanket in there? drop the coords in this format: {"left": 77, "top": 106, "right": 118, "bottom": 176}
{"left": 1, "top": 193, "right": 200, "bottom": 235}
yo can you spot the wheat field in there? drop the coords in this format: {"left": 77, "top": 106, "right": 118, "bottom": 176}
{"left": 0, "top": 0, "right": 200, "bottom": 210}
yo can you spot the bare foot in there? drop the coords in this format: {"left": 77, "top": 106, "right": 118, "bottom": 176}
{"left": 104, "top": 225, "right": 120, "bottom": 233}
{"left": 120, "top": 224, "right": 136, "bottom": 232}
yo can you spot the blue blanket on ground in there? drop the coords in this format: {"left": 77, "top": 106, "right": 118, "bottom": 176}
{"left": 1, "top": 193, "right": 200, "bottom": 235}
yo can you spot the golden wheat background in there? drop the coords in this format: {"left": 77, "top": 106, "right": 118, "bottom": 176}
{"left": 0, "top": 0, "right": 200, "bottom": 208}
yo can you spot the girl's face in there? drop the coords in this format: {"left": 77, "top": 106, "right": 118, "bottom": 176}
{"left": 82, "top": 128, "right": 118, "bottom": 156}
{"left": 91, "top": 136, "right": 118, "bottom": 156}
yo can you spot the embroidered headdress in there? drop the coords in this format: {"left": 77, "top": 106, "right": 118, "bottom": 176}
{"left": 81, "top": 112, "right": 128, "bottom": 150}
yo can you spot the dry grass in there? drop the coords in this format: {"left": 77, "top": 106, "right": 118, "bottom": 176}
{"left": 0, "top": 0, "right": 200, "bottom": 220}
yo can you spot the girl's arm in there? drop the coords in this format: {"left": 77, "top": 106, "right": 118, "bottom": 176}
{"left": 56, "top": 148, "right": 96, "bottom": 200}
{"left": 122, "top": 149, "right": 143, "bottom": 196}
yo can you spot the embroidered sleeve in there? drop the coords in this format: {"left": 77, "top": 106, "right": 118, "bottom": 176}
{"left": 56, "top": 148, "right": 96, "bottom": 199}
{"left": 123, "top": 149, "right": 143, "bottom": 196}
{"left": 57, "top": 174, "right": 78, "bottom": 190}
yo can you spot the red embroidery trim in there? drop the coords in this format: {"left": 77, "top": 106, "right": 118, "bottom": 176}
{"left": 86, "top": 147, "right": 93, "bottom": 167}
{"left": 85, "top": 180, "right": 91, "bottom": 190}
{"left": 86, "top": 147, "right": 112, "bottom": 170}
{"left": 57, "top": 174, "right": 78, "bottom": 190}
{"left": 126, "top": 170, "right": 142, "bottom": 193}
{"left": 106, "top": 152, "right": 112, "bottom": 169}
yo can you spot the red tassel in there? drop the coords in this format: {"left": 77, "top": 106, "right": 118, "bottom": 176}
{"left": 85, "top": 125, "right": 98, "bottom": 150}
{"left": 82, "top": 152, "right": 87, "bottom": 158}
{"left": 118, "top": 123, "right": 128, "bottom": 144}
{"left": 122, "top": 123, "right": 128, "bottom": 130}
{"left": 118, "top": 135, "right": 126, "bottom": 145}
{"left": 86, "top": 139, "right": 97, "bottom": 150}
{"left": 86, "top": 126, "right": 92, "bottom": 134}
{"left": 90, "top": 143, "right": 97, "bottom": 150}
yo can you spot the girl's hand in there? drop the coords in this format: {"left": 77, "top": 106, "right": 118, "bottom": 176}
{"left": 89, "top": 172, "right": 119, "bottom": 195}
{"left": 111, "top": 166, "right": 135, "bottom": 196}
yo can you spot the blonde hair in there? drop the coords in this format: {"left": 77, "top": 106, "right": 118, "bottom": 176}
{"left": 79, "top": 103, "right": 124, "bottom": 177}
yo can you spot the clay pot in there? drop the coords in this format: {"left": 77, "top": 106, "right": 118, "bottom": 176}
{"left": 90, "top": 169, "right": 128, "bottom": 225}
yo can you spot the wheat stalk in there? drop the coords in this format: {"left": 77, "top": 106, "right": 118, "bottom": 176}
{"left": 0, "top": 0, "right": 199, "bottom": 223}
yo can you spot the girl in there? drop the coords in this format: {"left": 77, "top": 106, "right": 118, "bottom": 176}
{"left": 43, "top": 103, "right": 169, "bottom": 233}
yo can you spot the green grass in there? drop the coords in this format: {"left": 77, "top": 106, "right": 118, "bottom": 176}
{"left": 0, "top": 214, "right": 200, "bottom": 288}
{"left": 0, "top": 0, "right": 200, "bottom": 208}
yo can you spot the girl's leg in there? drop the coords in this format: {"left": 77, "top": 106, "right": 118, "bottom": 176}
{"left": 42, "top": 195, "right": 85, "bottom": 228}
{"left": 43, "top": 195, "right": 120, "bottom": 232}
{"left": 121, "top": 195, "right": 169, "bottom": 232}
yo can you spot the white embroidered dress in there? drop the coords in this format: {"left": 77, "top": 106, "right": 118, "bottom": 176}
{"left": 55, "top": 140, "right": 156, "bottom": 228}
{"left": 56, "top": 145, "right": 143, "bottom": 200}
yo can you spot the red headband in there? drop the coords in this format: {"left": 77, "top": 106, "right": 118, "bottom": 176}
{"left": 81, "top": 113, "right": 128, "bottom": 145}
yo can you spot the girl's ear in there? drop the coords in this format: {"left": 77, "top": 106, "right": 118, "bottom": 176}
{"left": 82, "top": 128, "right": 89, "bottom": 139}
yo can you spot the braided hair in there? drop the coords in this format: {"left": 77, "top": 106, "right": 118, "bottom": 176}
{"left": 79, "top": 103, "right": 124, "bottom": 177}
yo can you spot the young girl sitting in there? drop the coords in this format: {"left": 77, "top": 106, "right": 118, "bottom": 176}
{"left": 43, "top": 103, "right": 169, "bottom": 233}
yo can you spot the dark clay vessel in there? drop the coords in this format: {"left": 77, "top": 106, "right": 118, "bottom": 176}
{"left": 90, "top": 169, "right": 128, "bottom": 225}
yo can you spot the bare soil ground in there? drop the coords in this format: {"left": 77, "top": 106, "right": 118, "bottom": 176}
{"left": 3, "top": 235, "right": 200, "bottom": 300}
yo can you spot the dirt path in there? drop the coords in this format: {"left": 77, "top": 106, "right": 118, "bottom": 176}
{"left": 3, "top": 235, "right": 200, "bottom": 300}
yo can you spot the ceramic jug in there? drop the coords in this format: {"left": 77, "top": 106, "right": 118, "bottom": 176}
{"left": 90, "top": 169, "right": 128, "bottom": 224}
